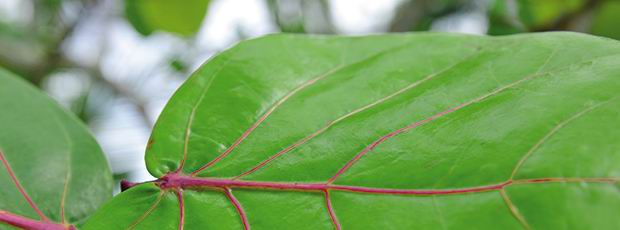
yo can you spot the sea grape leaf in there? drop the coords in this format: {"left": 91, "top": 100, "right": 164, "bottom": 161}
{"left": 84, "top": 32, "right": 620, "bottom": 229}
{"left": 125, "top": 0, "right": 210, "bottom": 36}
{"left": 0, "top": 69, "right": 113, "bottom": 229}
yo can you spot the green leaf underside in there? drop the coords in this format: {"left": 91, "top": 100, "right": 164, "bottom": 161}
{"left": 125, "top": 0, "right": 209, "bottom": 36}
{"left": 0, "top": 69, "right": 113, "bottom": 228}
{"left": 85, "top": 32, "right": 620, "bottom": 230}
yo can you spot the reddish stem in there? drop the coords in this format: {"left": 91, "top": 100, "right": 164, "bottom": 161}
{"left": 121, "top": 180, "right": 138, "bottom": 192}
{"left": 159, "top": 174, "right": 511, "bottom": 195}
{"left": 120, "top": 179, "right": 158, "bottom": 192}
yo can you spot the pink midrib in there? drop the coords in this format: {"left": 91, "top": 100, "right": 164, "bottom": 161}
{"left": 158, "top": 174, "right": 619, "bottom": 195}
{"left": 160, "top": 174, "right": 511, "bottom": 195}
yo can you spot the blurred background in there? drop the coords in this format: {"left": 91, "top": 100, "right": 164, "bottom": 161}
{"left": 1, "top": 0, "right": 619, "bottom": 191}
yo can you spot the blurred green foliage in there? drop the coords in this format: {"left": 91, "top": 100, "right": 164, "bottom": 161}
{"left": 390, "top": 0, "right": 470, "bottom": 32}
{"left": 591, "top": 0, "right": 620, "bottom": 40}
{"left": 488, "top": 0, "right": 620, "bottom": 37}
{"left": 516, "top": 0, "right": 584, "bottom": 28}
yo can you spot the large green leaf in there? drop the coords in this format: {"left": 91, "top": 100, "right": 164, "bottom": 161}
{"left": 85, "top": 32, "right": 620, "bottom": 229}
{"left": 125, "top": 0, "right": 210, "bottom": 36}
{"left": 0, "top": 69, "right": 113, "bottom": 229}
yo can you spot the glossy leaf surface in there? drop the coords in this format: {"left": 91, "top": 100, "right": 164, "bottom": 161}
{"left": 86, "top": 32, "right": 620, "bottom": 229}
{"left": 125, "top": 0, "right": 210, "bottom": 36}
{"left": 0, "top": 69, "right": 113, "bottom": 229}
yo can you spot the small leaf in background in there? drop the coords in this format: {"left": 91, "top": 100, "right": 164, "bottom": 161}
{"left": 125, "top": 0, "right": 210, "bottom": 36}
{"left": 84, "top": 32, "right": 620, "bottom": 229}
{"left": 0, "top": 68, "right": 113, "bottom": 228}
